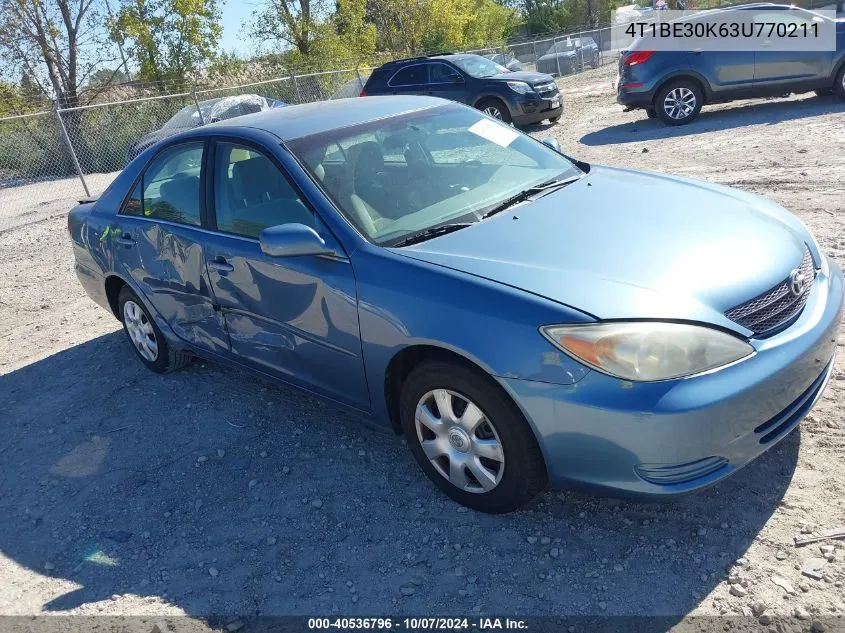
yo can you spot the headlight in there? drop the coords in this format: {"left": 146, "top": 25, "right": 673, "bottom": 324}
{"left": 507, "top": 81, "right": 532, "bottom": 94}
{"left": 540, "top": 322, "right": 754, "bottom": 382}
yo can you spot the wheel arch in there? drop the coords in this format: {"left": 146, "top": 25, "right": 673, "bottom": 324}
{"left": 104, "top": 274, "right": 129, "bottom": 320}
{"left": 472, "top": 93, "right": 513, "bottom": 115}
{"left": 653, "top": 72, "right": 711, "bottom": 105}
{"left": 384, "top": 344, "right": 522, "bottom": 437}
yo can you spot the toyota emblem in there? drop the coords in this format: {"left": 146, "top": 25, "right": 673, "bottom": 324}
{"left": 788, "top": 268, "right": 806, "bottom": 297}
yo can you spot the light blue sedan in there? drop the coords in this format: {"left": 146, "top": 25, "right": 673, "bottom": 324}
{"left": 69, "top": 96, "right": 843, "bottom": 513}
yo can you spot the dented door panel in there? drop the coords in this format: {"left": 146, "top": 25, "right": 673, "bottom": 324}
{"left": 113, "top": 217, "right": 230, "bottom": 353}
{"left": 203, "top": 232, "right": 369, "bottom": 410}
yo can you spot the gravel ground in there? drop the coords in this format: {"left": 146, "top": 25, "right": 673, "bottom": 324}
{"left": 1, "top": 66, "right": 844, "bottom": 628}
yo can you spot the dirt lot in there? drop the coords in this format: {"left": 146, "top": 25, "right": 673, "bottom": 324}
{"left": 1, "top": 65, "right": 844, "bottom": 628}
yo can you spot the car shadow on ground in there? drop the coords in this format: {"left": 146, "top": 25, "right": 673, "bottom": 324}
{"left": 0, "top": 331, "right": 800, "bottom": 622}
{"left": 580, "top": 95, "right": 845, "bottom": 146}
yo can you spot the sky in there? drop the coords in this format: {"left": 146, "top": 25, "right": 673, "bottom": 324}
{"left": 219, "top": 0, "right": 264, "bottom": 56}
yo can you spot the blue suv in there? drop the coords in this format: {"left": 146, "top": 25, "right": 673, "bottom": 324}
{"left": 617, "top": 4, "right": 845, "bottom": 125}
{"left": 362, "top": 53, "right": 563, "bottom": 126}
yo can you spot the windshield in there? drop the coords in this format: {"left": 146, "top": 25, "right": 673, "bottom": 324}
{"left": 163, "top": 100, "right": 223, "bottom": 130}
{"left": 451, "top": 55, "right": 508, "bottom": 78}
{"left": 288, "top": 104, "right": 581, "bottom": 246}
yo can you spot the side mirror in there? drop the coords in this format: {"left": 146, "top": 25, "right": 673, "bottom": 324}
{"left": 259, "top": 223, "right": 333, "bottom": 257}
{"left": 542, "top": 137, "right": 561, "bottom": 152}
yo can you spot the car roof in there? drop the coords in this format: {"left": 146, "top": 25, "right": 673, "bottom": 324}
{"left": 206, "top": 95, "right": 448, "bottom": 141}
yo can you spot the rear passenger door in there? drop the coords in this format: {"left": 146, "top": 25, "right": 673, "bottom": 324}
{"left": 114, "top": 140, "right": 229, "bottom": 353}
{"left": 386, "top": 63, "right": 430, "bottom": 96}
{"left": 751, "top": 10, "right": 829, "bottom": 90}
{"left": 202, "top": 140, "right": 370, "bottom": 410}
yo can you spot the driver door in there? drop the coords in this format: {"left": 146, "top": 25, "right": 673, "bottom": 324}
{"left": 202, "top": 140, "right": 370, "bottom": 410}
{"left": 427, "top": 62, "right": 471, "bottom": 104}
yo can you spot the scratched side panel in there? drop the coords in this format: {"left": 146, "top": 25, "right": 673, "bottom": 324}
{"left": 204, "top": 234, "right": 370, "bottom": 410}
{"left": 111, "top": 217, "right": 230, "bottom": 353}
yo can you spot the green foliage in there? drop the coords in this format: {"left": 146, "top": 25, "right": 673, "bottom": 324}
{"left": 110, "top": 0, "right": 223, "bottom": 89}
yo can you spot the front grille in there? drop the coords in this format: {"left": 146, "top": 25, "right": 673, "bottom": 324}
{"left": 534, "top": 82, "right": 558, "bottom": 96}
{"left": 724, "top": 246, "right": 816, "bottom": 335}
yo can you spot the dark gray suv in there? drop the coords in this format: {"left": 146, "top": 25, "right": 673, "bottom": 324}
{"left": 362, "top": 53, "right": 562, "bottom": 126}
{"left": 617, "top": 4, "right": 845, "bottom": 125}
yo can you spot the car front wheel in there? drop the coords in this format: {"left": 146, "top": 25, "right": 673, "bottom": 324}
{"left": 400, "top": 360, "right": 547, "bottom": 513}
{"left": 834, "top": 65, "right": 845, "bottom": 100}
{"left": 655, "top": 80, "right": 703, "bottom": 125}
{"left": 476, "top": 98, "right": 512, "bottom": 124}
{"left": 118, "top": 285, "right": 191, "bottom": 373}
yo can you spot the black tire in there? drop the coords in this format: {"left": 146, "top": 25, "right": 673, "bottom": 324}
{"left": 646, "top": 107, "right": 657, "bottom": 119}
{"left": 834, "top": 65, "right": 845, "bottom": 100}
{"left": 399, "top": 360, "right": 547, "bottom": 513}
{"left": 814, "top": 89, "right": 832, "bottom": 97}
{"left": 548, "top": 114, "right": 562, "bottom": 123}
{"left": 476, "top": 98, "right": 512, "bottom": 124}
{"left": 654, "top": 79, "right": 703, "bottom": 125}
{"left": 118, "top": 286, "right": 191, "bottom": 373}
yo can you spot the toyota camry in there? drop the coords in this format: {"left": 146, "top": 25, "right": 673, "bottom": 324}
{"left": 69, "top": 96, "right": 843, "bottom": 513}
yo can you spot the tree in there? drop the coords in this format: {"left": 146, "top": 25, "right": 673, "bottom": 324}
{"left": 0, "top": 0, "right": 115, "bottom": 108}
{"left": 110, "top": 0, "right": 222, "bottom": 90}
{"left": 249, "top": 0, "right": 331, "bottom": 57}
{"left": 364, "top": 0, "right": 515, "bottom": 54}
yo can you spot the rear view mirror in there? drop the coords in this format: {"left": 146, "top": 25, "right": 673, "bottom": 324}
{"left": 542, "top": 138, "right": 561, "bottom": 152}
{"left": 259, "top": 223, "right": 333, "bottom": 257}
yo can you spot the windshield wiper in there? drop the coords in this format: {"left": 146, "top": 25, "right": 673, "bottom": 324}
{"left": 389, "top": 223, "right": 474, "bottom": 248}
{"left": 481, "top": 175, "right": 582, "bottom": 219}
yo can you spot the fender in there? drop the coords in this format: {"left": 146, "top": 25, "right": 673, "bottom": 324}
{"left": 655, "top": 68, "right": 715, "bottom": 102}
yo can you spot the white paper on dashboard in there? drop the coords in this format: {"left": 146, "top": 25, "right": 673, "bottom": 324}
{"left": 468, "top": 118, "right": 520, "bottom": 148}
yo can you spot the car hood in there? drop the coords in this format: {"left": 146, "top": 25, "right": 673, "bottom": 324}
{"left": 395, "top": 166, "right": 812, "bottom": 334}
{"left": 489, "top": 71, "right": 555, "bottom": 85}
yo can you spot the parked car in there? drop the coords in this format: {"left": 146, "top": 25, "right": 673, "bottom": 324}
{"left": 126, "top": 94, "right": 287, "bottom": 160}
{"left": 484, "top": 53, "right": 524, "bottom": 72}
{"left": 361, "top": 53, "right": 562, "bottom": 125}
{"left": 617, "top": 4, "right": 845, "bottom": 124}
{"left": 615, "top": 3, "right": 644, "bottom": 23}
{"left": 536, "top": 37, "right": 601, "bottom": 76}
{"left": 69, "top": 96, "right": 843, "bottom": 513}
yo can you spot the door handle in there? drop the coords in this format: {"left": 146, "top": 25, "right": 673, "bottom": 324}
{"left": 116, "top": 233, "right": 135, "bottom": 246}
{"left": 208, "top": 257, "right": 234, "bottom": 274}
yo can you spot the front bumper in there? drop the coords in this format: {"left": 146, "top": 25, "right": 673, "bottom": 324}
{"left": 512, "top": 93, "right": 563, "bottom": 126}
{"left": 499, "top": 260, "right": 844, "bottom": 498}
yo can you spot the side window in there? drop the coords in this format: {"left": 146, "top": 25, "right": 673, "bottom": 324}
{"left": 753, "top": 10, "right": 813, "bottom": 25}
{"left": 390, "top": 65, "right": 428, "bottom": 87}
{"left": 121, "top": 142, "right": 203, "bottom": 226}
{"left": 429, "top": 63, "right": 462, "bottom": 83}
{"left": 213, "top": 142, "right": 314, "bottom": 239}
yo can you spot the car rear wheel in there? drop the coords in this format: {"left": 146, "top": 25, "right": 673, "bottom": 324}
{"left": 399, "top": 360, "right": 547, "bottom": 513}
{"left": 655, "top": 80, "right": 703, "bottom": 125}
{"left": 646, "top": 107, "right": 657, "bottom": 119}
{"left": 476, "top": 98, "right": 512, "bottom": 124}
{"left": 118, "top": 286, "right": 191, "bottom": 373}
{"left": 834, "top": 65, "right": 845, "bottom": 100}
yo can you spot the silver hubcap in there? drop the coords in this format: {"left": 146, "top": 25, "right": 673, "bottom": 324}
{"left": 414, "top": 389, "right": 505, "bottom": 494}
{"left": 123, "top": 300, "right": 159, "bottom": 362}
{"left": 483, "top": 106, "right": 503, "bottom": 120}
{"left": 663, "top": 87, "right": 696, "bottom": 120}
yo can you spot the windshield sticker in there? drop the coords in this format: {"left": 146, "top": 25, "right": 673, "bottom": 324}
{"left": 468, "top": 118, "right": 519, "bottom": 148}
